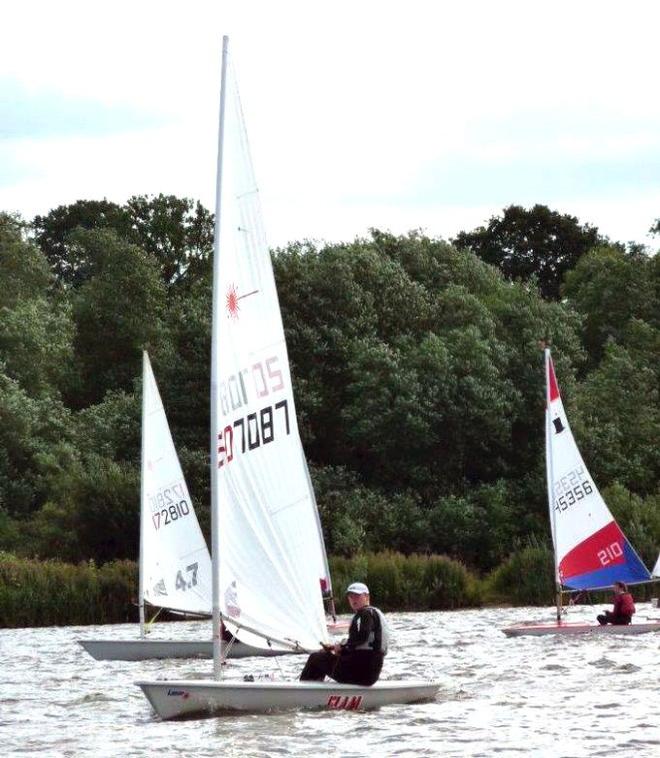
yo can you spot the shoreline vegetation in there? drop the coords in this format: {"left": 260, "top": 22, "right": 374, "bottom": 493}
{"left": 1, "top": 205, "right": 658, "bottom": 625}
{"left": 2, "top": 549, "right": 655, "bottom": 629}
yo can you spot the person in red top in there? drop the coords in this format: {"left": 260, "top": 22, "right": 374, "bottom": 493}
{"left": 597, "top": 581, "right": 635, "bottom": 625}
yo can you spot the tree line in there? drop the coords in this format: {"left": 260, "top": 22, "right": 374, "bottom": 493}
{"left": 0, "top": 197, "right": 658, "bottom": 577}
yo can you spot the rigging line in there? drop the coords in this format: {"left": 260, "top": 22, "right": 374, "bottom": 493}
{"left": 146, "top": 606, "right": 163, "bottom": 632}
{"left": 220, "top": 630, "right": 237, "bottom": 663}
{"left": 269, "top": 638, "right": 286, "bottom": 679}
{"left": 221, "top": 613, "right": 312, "bottom": 653}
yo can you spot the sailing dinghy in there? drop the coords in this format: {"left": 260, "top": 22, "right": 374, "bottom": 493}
{"left": 136, "top": 37, "right": 439, "bottom": 718}
{"left": 503, "top": 349, "right": 660, "bottom": 637}
{"left": 79, "top": 353, "right": 294, "bottom": 661}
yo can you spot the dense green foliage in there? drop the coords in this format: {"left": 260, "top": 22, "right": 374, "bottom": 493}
{"left": 0, "top": 198, "right": 658, "bottom": 615}
{"left": 486, "top": 540, "right": 556, "bottom": 606}
{"left": 0, "top": 552, "right": 135, "bottom": 627}
{"left": 7, "top": 546, "right": 653, "bottom": 628}
{"left": 0, "top": 551, "right": 482, "bottom": 628}
{"left": 452, "top": 204, "right": 607, "bottom": 300}
{"left": 329, "top": 552, "right": 481, "bottom": 612}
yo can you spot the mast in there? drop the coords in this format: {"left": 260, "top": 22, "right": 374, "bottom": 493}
{"left": 138, "top": 351, "right": 147, "bottom": 638}
{"left": 544, "top": 347, "right": 562, "bottom": 623}
{"left": 210, "top": 35, "right": 229, "bottom": 680}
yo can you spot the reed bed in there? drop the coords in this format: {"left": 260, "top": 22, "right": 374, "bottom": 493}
{"left": 5, "top": 547, "right": 643, "bottom": 627}
{"left": 484, "top": 543, "right": 556, "bottom": 606}
{"left": 0, "top": 552, "right": 135, "bottom": 628}
{"left": 329, "top": 551, "right": 481, "bottom": 612}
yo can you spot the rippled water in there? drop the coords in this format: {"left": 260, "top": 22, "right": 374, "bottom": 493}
{"left": 2, "top": 604, "right": 659, "bottom": 757}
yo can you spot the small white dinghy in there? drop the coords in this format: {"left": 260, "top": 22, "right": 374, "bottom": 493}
{"left": 79, "top": 637, "right": 295, "bottom": 661}
{"left": 136, "top": 679, "right": 440, "bottom": 720}
{"left": 135, "top": 37, "right": 440, "bottom": 718}
{"left": 503, "top": 349, "right": 658, "bottom": 638}
{"left": 79, "top": 353, "right": 217, "bottom": 660}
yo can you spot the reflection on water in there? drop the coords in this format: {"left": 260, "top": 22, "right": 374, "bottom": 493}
{"left": 2, "top": 605, "right": 659, "bottom": 757}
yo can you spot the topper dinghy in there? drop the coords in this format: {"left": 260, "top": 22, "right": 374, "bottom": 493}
{"left": 135, "top": 37, "right": 439, "bottom": 717}
{"left": 503, "top": 349, "right": 659, "bottom": 637}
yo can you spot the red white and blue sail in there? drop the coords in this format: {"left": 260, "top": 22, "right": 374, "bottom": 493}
{"left": 545, "top": 349, "right": 651, "bottom": 591}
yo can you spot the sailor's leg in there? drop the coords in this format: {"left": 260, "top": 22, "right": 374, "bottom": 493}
{"left": 300, "top": 650, "right": 337, "bottom": 681}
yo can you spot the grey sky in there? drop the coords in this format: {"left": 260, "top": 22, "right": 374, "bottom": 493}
{"left": 1, "top": 0, "right": 659, "bottom": 249}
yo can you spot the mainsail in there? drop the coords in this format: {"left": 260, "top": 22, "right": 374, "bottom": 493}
{"left": 545, "top": 349, "right": 650, "bottom": 591}
{"left": 211, "top": 51, "right": 329, "bottom": 653}
{"left": 141, "top": 352, "right": 212, "bottom": 615}
{"left": 653, "top": 553, "right": 660, "bottom": 579}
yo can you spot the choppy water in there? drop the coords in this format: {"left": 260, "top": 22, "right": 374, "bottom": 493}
{"left": 2, "top": 604, "right": 659, "bottom": 757}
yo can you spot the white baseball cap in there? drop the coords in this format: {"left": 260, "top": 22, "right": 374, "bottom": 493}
{"left": 346, "top": 582, "right": 369, "bottom": 595}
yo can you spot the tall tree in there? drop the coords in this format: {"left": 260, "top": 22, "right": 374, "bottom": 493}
{"left": 453, "top": 204, "right": 606, "bottom": 300}
{"left": 562, "top": 245, "right": 658, "bottom": 363}
{"left": 125, "top": 194, "right": 213, "bottom": 288}
{"left": 70, "top": 229, "right": 166, "bottom": 407}
{"left": 0, "top": 212, "right": 74, "bottom": 397}
{"left": 32, "top": 194, "right": 213, "bottom": 289}
{"left": 32, "top": 199, "right": 132, "bottom": 286}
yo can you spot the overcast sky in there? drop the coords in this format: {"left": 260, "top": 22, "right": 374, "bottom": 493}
{"left": 2, "top": 0, "right": 660, "bottom": 250}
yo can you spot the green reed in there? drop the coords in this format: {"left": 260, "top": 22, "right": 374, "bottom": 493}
{"left": 484, "top": 542, "right": 555, "bottom": 606}
{"left": 329, "top": 551, "right": 481, "bottom": 612}
{"left": 6, "top": 546, "right": 635, "bottom": 628}
{"left": 0, "top": 552, "right": 136, "bottom": 628}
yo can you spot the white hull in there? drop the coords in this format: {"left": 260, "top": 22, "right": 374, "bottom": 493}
{"left": 78, "top": 638, "right": 299, "bottom": 661}
{"left": 503, "top": 621, "right": 660, "bottom": 637}
{"left": 136, "top": 678, "right": 440, "bottom": 719}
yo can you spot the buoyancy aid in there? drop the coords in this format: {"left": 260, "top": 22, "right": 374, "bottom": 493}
{"left": 350, "top": 606, "right": 389, "bottom": 654}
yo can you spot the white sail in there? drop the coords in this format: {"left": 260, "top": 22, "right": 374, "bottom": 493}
{"left": 545, "top": 350, "right": 650, "bottom": 590}
{"left": 141, "top": 352, "right": 212, "bottom": 615}
{"left": 653, "top": 552, "right": 660, "bottom": 578}
{"left": 211, "top": 52, "right": 329, "bottom": 652}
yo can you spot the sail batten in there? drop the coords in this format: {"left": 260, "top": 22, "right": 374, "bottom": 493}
{"left": 545, "top": 349, "right": 650, "bottom": 591}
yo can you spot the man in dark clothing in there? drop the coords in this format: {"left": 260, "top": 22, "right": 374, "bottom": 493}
{"left": 300, "top": 582, "right": 389, "bottom": 686}
{"left": 597, "top": 581, "right": 636, "bottom": 625}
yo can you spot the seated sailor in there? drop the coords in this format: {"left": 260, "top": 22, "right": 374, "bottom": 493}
{"left": 597, "top": 581, "right": 635, "bottom": 626}
{"left": 300, "top": 581, "right": 389, "bottom": 686}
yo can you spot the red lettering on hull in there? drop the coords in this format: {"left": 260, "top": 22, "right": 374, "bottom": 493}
{"left": 327, "top": 694, "right": 363, "bottom": 710}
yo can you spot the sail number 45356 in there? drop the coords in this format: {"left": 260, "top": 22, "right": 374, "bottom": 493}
{"left": 553, "top": 466, "right": 593, "bottom": 513}
{"left": 554, "top": 480, "right": 593, "bottom": 512}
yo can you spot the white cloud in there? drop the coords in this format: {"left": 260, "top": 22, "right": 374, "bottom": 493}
{"left": 2, "top": 0, "right": 660, "bottom": 247}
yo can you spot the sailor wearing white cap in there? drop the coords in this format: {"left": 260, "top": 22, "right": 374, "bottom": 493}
{"left": 299, "top": 581, "right": 389, "bottom": 686}
{"left": 346, "top": 581, "right": 369, "bottom": 595}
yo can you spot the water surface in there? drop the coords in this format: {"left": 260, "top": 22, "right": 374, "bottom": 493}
{"left": 2, "top": 604, "right": 659, "bottom": 757}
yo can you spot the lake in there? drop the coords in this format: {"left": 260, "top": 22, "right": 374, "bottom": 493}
{"left": 2, "top": 604, "right": 659, "bottom": 757}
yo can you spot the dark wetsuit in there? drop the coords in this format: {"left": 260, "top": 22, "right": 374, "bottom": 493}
{"left": 597, "top": 592, "right": 635, "bottom": 625}
{"left": 300, "top": 605, "right": 387, "bottom": 686}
